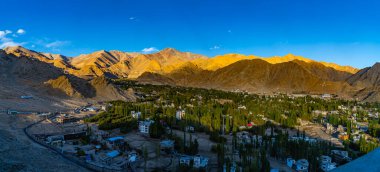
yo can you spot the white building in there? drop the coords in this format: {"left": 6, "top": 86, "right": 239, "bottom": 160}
{"left": 176, "top": 110, "right": 185, "bottom": 120}
{"left": 287, "top": 158, "right": 296, "bottom": 168}
{"left": 193, "top": 155, "right": 209, "bottom": 168}
{"left": 131, "top": 111, "right": 142, "bottom": 119}
{"left": 138, "top": 120, "right": 154, "bottom": 134}
{"left": 296, "top": 159, "right": 309, "bottom": 172}
{"left": 179, "top": 155, "right": 209, "bottom": 168}
{"left": 320, "top": 155, "right": 336, "bottom": 172}
{"left": 185, "top": 125, "right": 195, "bottom": 132}
{"left": 322, "top": 94, "right": 332, "bottom": 99}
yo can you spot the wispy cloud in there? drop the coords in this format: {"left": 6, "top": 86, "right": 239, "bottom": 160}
{"left": 45, "top": 40, "right": 69, "bottom": 48}
{"left": 0, "top": 29, "right": 26, "bottom": 48}
{"left": 0, "top": 30, "right": 12, "bottom": 38}
{"left": 129, "top": 17, "right": 136, "bottom": 20}
{"left": 141, "top": 47, "right": 158, "bottom": 53}
{"left": 209, "top": 45, "right": 220, "bottom": 50}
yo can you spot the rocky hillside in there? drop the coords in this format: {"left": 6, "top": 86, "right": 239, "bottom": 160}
{"left": 2, "top": 46, "right": 380, "bottom": 102}
{"left": 138, "top": 59, "right": 354, "bottom": 96}
{"left": 347, "top": 63, "right": 380, "bottom": 101}
{"left": 0, "top": 49, "right": 135, "bottom": 104}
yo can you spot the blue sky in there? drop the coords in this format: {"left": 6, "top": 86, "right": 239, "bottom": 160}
{"left": 1, "top": 0, "right": 380, "bottom": 68}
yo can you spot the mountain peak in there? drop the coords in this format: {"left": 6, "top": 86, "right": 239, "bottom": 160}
{"left": 94, "top": 50, "right": 109, "bottom": 54}
{"left": 4, "top": 45, "right": 29, "bottom": 53}
{"left": 159, "top": 48, "right": 181, "bottom": 55}
{"left": 373, "top": 62, "right": 380, "bottom": 68}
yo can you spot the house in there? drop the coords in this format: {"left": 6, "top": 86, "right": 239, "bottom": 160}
{"left": 289, "top": 136, "right": 316, "bottom": 144}
{"left": 20, "top": 95, "right": 33, "bottom": 99}
{"left": 338, "top": 133, "right": 349, "bottom": 141}
{"left": 185, "top": 125, "right": 195, "bottom": 133}
{"left": 139, "top": 120, "right": 154, "bottom": 134}
{"left": 337, "top": 125, "right": 345, "bottom": 133}
{"left": 321, "top": 94, "right": 331, "bottom": 99}
{"left": 100, "top": 105, "right": 107, "bottom": 111}
{"left": 179, "top": 155, "right": 209, "bottom": 168}
{"left": 7, "top": 109, "right": 19, "bottom": 115}
{"left": 238, "top": 105, "right": 246, "bottom": 109}
{"left": 331, "top": 150, "right": 351, "bottom": 163}
{"left": 100, "top": 150, "right": 120, "bottom": 165}
{"left": 359, "top": 125, "right": 368, "bottom": 132}
{"left": 237, "top": 131, "right": 260, "bottom": 144}
{"left": 131, "top": 111, "right": 142, "bottom": 119}
{"left": 57, "top": 114, "right": 78, "bottom": 124}
{"left": 287, "top": 158, "right": 296, "bottom": 168}
{"left": 176, "top": 110, "right": 185, "bottom": 120}
{"left": 85, "top": 106, "right": 99, "bottom": 112}
{"left": 128, "top": 150, "right": 138, "bottom": 162}
{"left": 352, "top": 135, "right": 360, "bottom": 143}
{"left": 92, "top": 129, "right": 109, "bottom": 142}
{"left": 295, "top": 159, "right": 309, "bottom": 172}
{"left": 321, "top": 162, "right": 336, "bottom": 172}
{"left": 247, "top": 122, "right": 254, "bottom": 128}
{"left": 46, "top": 135, "right": 64, "bottom": 144}
{"left": 320, "top": 155, "right": 336, "bottom": 172}
{"left": 106, "top": 136, "right": 125, "bottom": 149}
{"left": 326, "top": 123, "right": 334, "bottom": 134}
{"left": 160, "top": 139, "right": 174, "bottom": 151}
{"left": 179, "top": 155, "right": 192, "bottom": 166}
{"left": 193, "top": 155, "right": 209, "bottom": 168}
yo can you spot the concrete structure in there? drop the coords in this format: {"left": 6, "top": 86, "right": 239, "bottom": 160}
{"left": 131, "top": 111, "right": 141, "bottom": 119}
{"left": 127, "top": 150, "right": 137, "bottom": 162}
{"left": 295, "top": 159, "right": 309, "bottom": 172}
{"left": 85, "top": 106, "right": 99, "bottom": 112}
{"left": 138, "top": 120, "right": 154, "bottom": 134}
{"left": 57, "top": 114, "right": 78, "bottom": 124}
{"left": 322, "top": 94, "right": 332, "bottom": 99}
{"left": 320, "top": 155, "right": 336, "bottom": 172}
{"left": 160, "top": 139, "right": 174, "bottom": 151}
{"left": 100, "top": 150, "right": 120, "bottom": 165}
{"left": 338, "top": 133, "right": 349, "bottom": 141}
{"left": 193, "top": 155, "right": 209, "bottom": 168}
{"left": 179, "top": 155, "right": 209, "bottom": 168}
{"left": 46, "top": 135, "right": 64, "bottom": 144}
{"left": 331, "top": 150, "right": 351, "bottom": 163}
{"left": 20, "top": 95, "right": 33, "bottom": 99}
{"left": 106, "top": 136, "right": 124, "bottom": 149}
{"left": 287, "top": 158, "right": 296, "bottom": 168}
{"left": 185, "top": 125, "right": 195, "bottom": 132}
{"left": 179, "top": 155, "right": 192, "bottom": 166}
{"left": 176, "top": 110, "right": 185, "bottom": 120}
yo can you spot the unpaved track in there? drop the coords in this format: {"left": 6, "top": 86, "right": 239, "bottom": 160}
{"left": 0, "top": 112, "right": 90, "bottom": 172}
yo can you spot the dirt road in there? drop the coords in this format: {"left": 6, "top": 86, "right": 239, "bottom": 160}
{"left": 0, "top": 112, "right": 89, "bottom": 172}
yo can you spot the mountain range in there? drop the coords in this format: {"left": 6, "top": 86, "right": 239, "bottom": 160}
{"left": 1, "top": 46, "right": 379, "bottom": 103}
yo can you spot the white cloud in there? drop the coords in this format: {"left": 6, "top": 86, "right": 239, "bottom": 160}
{"left": 209, "top": 45, "right": 220, "bottom": 50}
{"left": 45, "top": 40, "right": 69, "bottom": 48}
{"left": 17, "top": 29, "right": 26, "bottom": 35}
{"left": 141, "top": 47, "right": 158, "bottom": 53}
{"left": 0, "top": 41, "right": 21, "bottom": 48}
{"left": 0, "top": 30, "right": 11, "bottom": 38}
{"left": 0, "top": 29, "right": 25, "bottom": 48}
